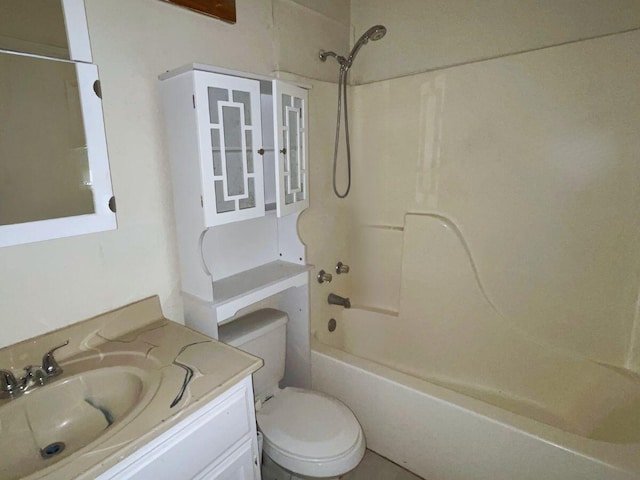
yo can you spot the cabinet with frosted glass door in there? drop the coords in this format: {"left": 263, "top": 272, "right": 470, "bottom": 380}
{"left": 160, "top": 65, "right": 311, "bottom": 310}
{"left": 181, "top": 71, "right": 308, "bottom": 227}
{"left": 194, "top": 71, "right": 265, "bottom": 226}
{"left": 273, "top": 80, "right": 308, "bottom": 217}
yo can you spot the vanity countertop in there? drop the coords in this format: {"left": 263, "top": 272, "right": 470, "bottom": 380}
{"left": 0, "top": 296, "right": 262, "bottom": 480}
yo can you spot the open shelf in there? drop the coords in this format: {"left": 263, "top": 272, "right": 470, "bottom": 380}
{"left": 211, "top": 260, "right": 310, "bottom": 322}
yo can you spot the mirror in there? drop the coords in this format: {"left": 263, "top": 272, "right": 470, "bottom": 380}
{"left": 0, "top": 0, "right": 92, "bottom": 62}
{"left": 0, "top": 1, "right": 115, "bottom": 247}
{"left": 0, "top": 0, "right": 68, "bottom": 59}
{"left": 0, "top": 52, "right": 94, "bottom": 225}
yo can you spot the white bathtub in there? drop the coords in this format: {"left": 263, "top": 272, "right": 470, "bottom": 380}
{"left": 311, "top": 309, "right": 640, "bottom": 480}
{"left": 311, "top": 215, "right": 640, "bottom": 479}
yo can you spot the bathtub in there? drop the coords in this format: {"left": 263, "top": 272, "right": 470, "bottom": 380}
{"left": 311, "top": 215, "right": 640, "bottom": 479}
{"left": 311, "top": 308, "right": 640, "bottom": 480}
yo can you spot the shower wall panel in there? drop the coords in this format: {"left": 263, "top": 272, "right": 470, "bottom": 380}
{"left": 348, "top": 30, "right": 640, "bottom": 367}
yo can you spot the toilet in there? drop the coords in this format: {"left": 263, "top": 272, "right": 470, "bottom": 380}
{"left": 218, "top": 309, "right": 365, "bottom": 480}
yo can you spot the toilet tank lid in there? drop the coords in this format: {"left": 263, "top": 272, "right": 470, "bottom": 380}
{"left": 218, "top": 308, "right": 288, "bottom": 347}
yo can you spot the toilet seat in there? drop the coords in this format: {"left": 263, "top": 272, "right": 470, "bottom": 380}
{"left": 257, "top": 387, "right": 365, "bottom": 478}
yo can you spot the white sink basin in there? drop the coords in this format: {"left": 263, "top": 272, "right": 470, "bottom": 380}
{"left": 0, "top": 364, "right": 160, "bottom": 480}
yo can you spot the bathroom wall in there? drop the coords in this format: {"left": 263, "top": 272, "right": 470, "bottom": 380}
{"left": 0, "top": 0, "right": 348, "bottom": 348}
{"left": 350, "top": 0, "right": 640, "bottom": 85}
{"left": 346, "top": 3, "right": 640, "bottom": 367}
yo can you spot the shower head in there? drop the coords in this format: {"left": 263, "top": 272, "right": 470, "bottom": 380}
{"left": 364, "top": 25, "right": 387, "bottom": 42}
{"left": 319, "top": 25, "right": 387, "bottom": 70}
{"left": 346, "top": 25, "right": 387, "bottom": 68}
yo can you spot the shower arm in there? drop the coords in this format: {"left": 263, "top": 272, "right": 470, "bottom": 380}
{"left": 319, "top": 50, "right": 349, "bottom": 68}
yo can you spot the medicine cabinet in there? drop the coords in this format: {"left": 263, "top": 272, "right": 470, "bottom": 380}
{"left": 0, "top": 0, "right": 115, "bottom": 247}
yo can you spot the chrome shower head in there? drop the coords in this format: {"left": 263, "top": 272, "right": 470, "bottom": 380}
{"left": 318, "top": 25, "right": 387, "bottom": 71}
{"left": 345, "top": 25, "right": 387, "bottom": 69}
{"left": 365, "top": 25, "right": 387, "bottom": 42}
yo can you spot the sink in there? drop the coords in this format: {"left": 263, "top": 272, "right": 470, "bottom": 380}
{"left": 0, "top": 363, "right": 160, "bottom": 480}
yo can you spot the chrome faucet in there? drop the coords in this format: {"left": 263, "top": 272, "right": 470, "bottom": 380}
{"left": 0, "top": 340, "right": 68, "bottom": 399}
{"left": 328, "top": 293, "right": 351, "bottom": 309}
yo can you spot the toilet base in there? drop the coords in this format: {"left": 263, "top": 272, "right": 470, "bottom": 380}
{"left": 261, "top": 453, "right": 340, "bottom": 480}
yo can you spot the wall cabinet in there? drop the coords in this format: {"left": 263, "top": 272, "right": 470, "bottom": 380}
{"left": 97, "top": 376, "right": 260, "bottom": 480}
{"left": 160, "top": 66, "right": 312, "bottom": 387}
{"left": 163, "top": 66, "right": 308, "bottom": 228}
{"left": 160, "top": 64, "right": 311, "bottom": 314}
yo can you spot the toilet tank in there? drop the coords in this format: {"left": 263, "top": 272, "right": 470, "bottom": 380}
{"left": 218, "top": 309, "right": 288, "bottom": 399}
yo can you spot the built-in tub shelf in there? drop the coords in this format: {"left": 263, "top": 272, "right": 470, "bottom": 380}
{"left": 185, "top": 261, "right": 311, "bottom": 331}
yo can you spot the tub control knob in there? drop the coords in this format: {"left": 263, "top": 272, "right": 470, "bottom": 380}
{"left": 336, "top": 262, "right": 350, "bottom": 274}
{"left": 317, "top": 270, "right": 333, "bottom": 283}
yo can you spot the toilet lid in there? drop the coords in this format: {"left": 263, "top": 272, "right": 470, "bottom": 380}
{"left": 257, "top": 387, "right": 362, "bottom": 461}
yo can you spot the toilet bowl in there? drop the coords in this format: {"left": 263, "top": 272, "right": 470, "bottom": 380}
{"left": 258, "top": 387, "right": 365, "bottom": 478}
{"left": 218, "top": 309, "right": 365, "bottom": 479}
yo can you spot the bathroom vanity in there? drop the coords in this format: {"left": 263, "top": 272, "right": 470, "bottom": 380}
{"left": 0, "top": 297, "right": 262, "bottom": 480}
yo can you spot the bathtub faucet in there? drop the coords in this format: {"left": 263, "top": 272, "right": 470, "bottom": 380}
{"left": 328, "top": 293, "right": 351, "bottom": 309}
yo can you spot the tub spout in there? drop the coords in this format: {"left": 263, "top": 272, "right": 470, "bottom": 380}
{"left": 328, "top": 293, "right": 351, "bottom": 309}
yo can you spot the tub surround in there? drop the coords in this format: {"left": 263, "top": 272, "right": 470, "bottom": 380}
{"left": 0, "top": 296, "right": 262, "bottom": 480}
{"left": 312, "top": 215, "right": 640, "bottom": 479}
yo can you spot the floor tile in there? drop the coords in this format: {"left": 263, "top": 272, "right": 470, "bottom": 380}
{"left": 341, "top": 450, "right": 424, "bottom": 480}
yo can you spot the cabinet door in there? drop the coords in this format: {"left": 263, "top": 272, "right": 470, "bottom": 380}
{"left": 194, "top": 72, "right": 265, "bottom": 226}
{"left": 195, "top": 440, "right": 259, "bottom": 480}
{"left": 273, "top": 80, "right": 309, "bottom": 217}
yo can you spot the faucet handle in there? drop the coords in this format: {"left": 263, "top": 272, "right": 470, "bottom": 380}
{"left": 317, "top": 270, "right": 333, "bottom": 284}
{"left": 336, "top": 261, "right": 350, "bottom": 274}
{"left": 0, "top": 369, "right": 19, "bottom": 396}
{"left": 23, "top": 365, "right": 47, "bottom": 383}
{"left": 42, "top": 340, "right": 69, "bottom": 377}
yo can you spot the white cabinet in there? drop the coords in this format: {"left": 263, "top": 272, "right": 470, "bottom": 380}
{"left": 162, "top": 66, "right": 308, "bottom": 228}
{"left": 195, "top": 440, "right": 255, "bottom": 480}
{"left": 97, "top": 377, "right": 260, "bottom": 480}
{"left": 159, "top": 65, "right": 311, "bottom": 330}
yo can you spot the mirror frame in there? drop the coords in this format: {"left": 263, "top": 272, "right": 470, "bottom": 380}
{"left": 62, "top": 0, "right": 92, "bottom": 63}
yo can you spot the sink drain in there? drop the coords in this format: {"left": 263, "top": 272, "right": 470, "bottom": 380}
{"left": 40, "top": 442, "right": 65, "bottom": 459}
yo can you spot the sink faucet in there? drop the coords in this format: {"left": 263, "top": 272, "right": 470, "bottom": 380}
{"left": 0, "top": 340, "right": 68, "bottom": 399}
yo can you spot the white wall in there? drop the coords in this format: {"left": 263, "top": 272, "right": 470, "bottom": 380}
{"left": 0, "top": 0, "right": 348, "bottom": 349}
{"left": 350, "top": 0, "right": 640, "bottom": 84}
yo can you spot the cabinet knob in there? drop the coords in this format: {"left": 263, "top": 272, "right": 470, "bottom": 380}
{"left": 257, "top": 148, "right": 265, "bottom": 155}
{"left": 280, "top": 148, "right": 287, "bottom": 155}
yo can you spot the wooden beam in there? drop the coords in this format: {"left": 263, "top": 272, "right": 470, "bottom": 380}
{"left": 162, "top": 0, "right": 236, "bottom": 24}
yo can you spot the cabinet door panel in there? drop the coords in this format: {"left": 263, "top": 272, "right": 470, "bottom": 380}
{"left": 107, "top": 386, "right": 251, "bottom": 479}
{"left": 194, "top": 72, "right": 265, "bottom": 226}
{"left": 195, "top": 440, "right": 258, "bottom": 480}
{"left": 273, "top": 80, "right": 308, "bottom": 217}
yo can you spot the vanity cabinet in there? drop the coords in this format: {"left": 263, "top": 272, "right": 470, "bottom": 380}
{"left": 161, "top": 66, "right": 308, "bottom": 228}
{"left": 98, "top": 376, "right": 260, "bottom": 480}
